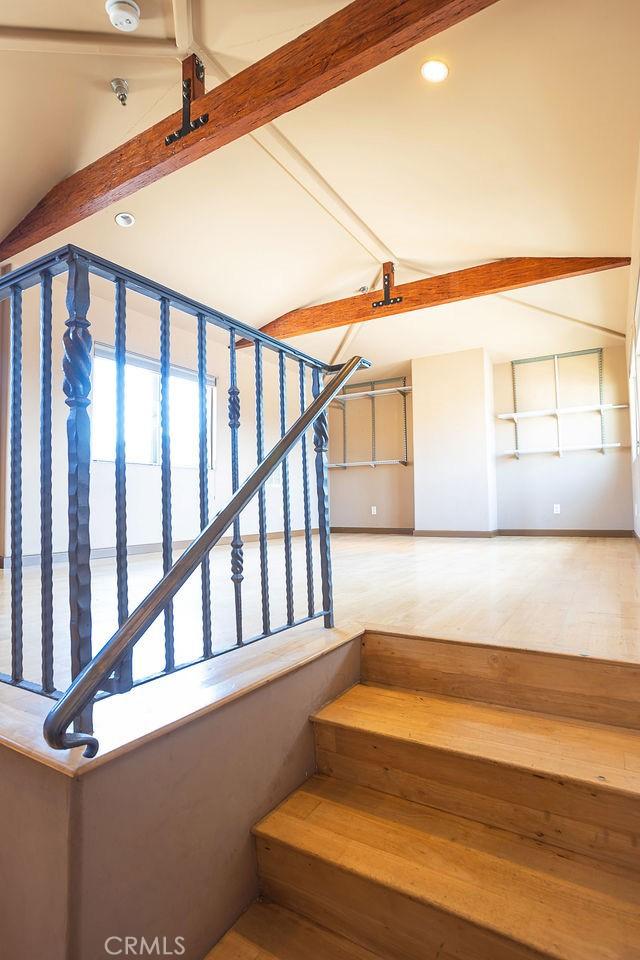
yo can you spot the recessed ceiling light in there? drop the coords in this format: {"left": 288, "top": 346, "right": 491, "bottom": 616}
{"left": 114, "top": 212, "right": 135, "bottom": 228}
{"left": 420, "top": 59, "right": 449, "bottom": 83}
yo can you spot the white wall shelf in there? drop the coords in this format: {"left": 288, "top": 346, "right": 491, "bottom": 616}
{"left": 497, "top": 402, "right": 628, "bottom": 421}
{"left": 330, "top": 385, "right": 411, "bottom": 405}
{"left": 501, "top": 442, "right": 629, "bottom": 457}
{"left": 328, "top": 458, "right": 407, "bottom": 469}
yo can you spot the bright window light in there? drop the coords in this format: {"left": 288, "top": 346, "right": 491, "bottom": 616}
{"left": 91, "top": 351, "right": 216, "bottom": 468}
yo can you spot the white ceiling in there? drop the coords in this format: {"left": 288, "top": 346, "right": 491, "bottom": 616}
{"left": 1, "top": 0, "right": 639, "bottom": 367}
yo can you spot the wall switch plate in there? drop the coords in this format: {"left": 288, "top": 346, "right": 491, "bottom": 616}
{"left": 553, "top": 504, "right": 561, "bottom": 515}
{"left": 371, "top": 505, "right": 377, "bottom": 516}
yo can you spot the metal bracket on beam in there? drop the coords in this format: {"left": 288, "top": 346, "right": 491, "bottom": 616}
{"left": 372, "top": 262, "right": 403, "bottom": 309}
{"left": 165, "top": 56, "right": 208, "bottom": 146}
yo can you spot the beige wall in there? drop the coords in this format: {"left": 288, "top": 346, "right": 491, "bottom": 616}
{"left": 0, "top": 638, "right": 360, "bottom": 960}
{"left": 0, "top": 747, "right": 72, "bottom": 960}
{"left": 328, "top": 368, "right": 414, "bottom": 531}
{"left": 494, "top": 347, "right": 633, "bottom": 532}
{"left": 2, "top": 276, "right": 318, "bottom": 559}
{"left": 411, "top": 348, "right": 497, "bottom": 534}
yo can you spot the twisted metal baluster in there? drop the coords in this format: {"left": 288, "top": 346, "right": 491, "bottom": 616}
{"left": 279, "top": 352, "right": 294, "bottom": 624}
{"left": 299, "top": 361, "right": 314, "bottom": 616}
{"left": 254, "top": 341, "right": 270, "bottom": 636}
{"left": 228, "top": 330, "right": 244, "bottom": 645}
{"left": 40, "top": 271, "right": 54, "bottom": 693}
{"left": 197, "top": 313, "right": 212, "bottom": 657}
{"left": 312, "top": 367, "right": 334, "bottom": 627}
{"left": 9, "top": 285, "right": 23, "bottom": 684}
{"left": 63, "top": 257, "right": 93, "bottom": 732}
{"left": 114, "top": 278, "right": 131, "bottom": 690}
{"left": 159, "top": 297, "right": 175, "bottom": 672}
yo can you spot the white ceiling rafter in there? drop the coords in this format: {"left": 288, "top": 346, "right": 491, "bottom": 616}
{"left": 0, "top": 25, "right": 179, "bottom": 58}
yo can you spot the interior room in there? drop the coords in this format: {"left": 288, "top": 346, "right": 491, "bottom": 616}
{"left": 1, "top": 2, "right": 639, "bottom": 959}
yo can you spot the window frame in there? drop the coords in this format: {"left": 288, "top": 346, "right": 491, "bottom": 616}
{"left": 91, "top": 343, "right": 217, "bottom": 470}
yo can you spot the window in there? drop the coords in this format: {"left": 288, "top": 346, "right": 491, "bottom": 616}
{"left": 91, "top": 347, "right": 216, "bottom": 468}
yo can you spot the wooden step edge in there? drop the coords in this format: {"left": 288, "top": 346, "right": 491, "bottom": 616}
{"left": 361, "top": 626, "right": 640, "bottom": 671}
{"left": 254, "top": 821, "right": 570, "bottom": 960}
{"left": 309, "top": 709, "right": 640, "bottom": 802}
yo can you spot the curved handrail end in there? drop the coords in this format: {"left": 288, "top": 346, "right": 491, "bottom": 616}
{"left": 43, "top": 711, "right": 99, "bottom": 758}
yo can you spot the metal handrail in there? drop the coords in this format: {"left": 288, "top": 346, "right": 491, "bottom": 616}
{"left": 43, "top": 355, "right": 369, "bottom": 757}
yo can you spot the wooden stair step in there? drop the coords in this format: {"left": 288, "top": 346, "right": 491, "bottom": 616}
{"left": 254, "top": 775, "right": 640, "bottom": 960}
{"left": 361, "top": 630, "right": 640, "bottom": 729}
{"left": 206, "top": 900, "right": 389, "bottom": 959}
{"left": 312, "top": 683, "right": 640, "bottom": 869}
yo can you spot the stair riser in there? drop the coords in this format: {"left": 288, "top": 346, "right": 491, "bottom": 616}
{"left": 362, "top": 632, "right": 640, "bottom": 729}
{"left": 256, "top": 837, "right": 549, "bottom": 960}
{"left": 315, "top": 722, "right": 640, "bottom": 872}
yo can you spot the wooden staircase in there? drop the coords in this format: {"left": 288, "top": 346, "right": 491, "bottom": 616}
{"left": 208, "top": 631, "right": 640, "bottom": 960}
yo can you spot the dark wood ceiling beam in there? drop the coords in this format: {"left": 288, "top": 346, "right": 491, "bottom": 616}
{"left": 0, "top": 0, "right": 501, "bottom": 261}
{"left": 244, "top": 257, "right": 631, "bottom": 343}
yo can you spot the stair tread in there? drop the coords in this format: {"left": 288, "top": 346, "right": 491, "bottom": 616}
{"left": 313, "top": 683, "right": 640, "bottom": 795}
{"left": 207, "top": 900, "right": 389, "bottom": 959}
{"left": 255, "top": 775, "right": 640, "bottom": 960}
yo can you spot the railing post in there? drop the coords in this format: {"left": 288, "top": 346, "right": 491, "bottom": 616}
{"left": 279, "top": 352, "right": 294, "bottom": 625}
{"left": 9, "top": 285, "right": 23, "bottom": 683}
{"left": 254, "top": 341, "right": 270, "bottom": 636}
{"left": 63, "top": 256, "right": 93, "bottom": 733}
{"left": 312, "top": 367, "right": 334, "bottom": 628}
{"left": 159, "top": 297, "right": 175, "bottom": 673}
{"left": 113, "top": 277, "right": 132, "bottom": 691}
{"left": 299, "top": 362, "right": 314, "bottom": 617}
{"left": 40, "top": 270, "right": 55, "bottom": 693}
{"left": 228, "top": 330, "right": 244, "bottom": 645}
{"left": 197, "top": 312, "right": 212, "bottom": 658}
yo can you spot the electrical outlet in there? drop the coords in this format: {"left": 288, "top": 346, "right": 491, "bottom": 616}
{"left": 553, "top": 504, "right": 561, "bottom": 515}
{"left": 371, "top": 505, "right": 377, "bottom": 516}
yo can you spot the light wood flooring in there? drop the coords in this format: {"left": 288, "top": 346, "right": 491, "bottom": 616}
{"left": 1, "top": 533, "right": 637, "bottom": 694}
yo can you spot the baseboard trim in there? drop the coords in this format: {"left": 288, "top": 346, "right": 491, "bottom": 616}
{"left": 331, "top": 526, "right": 414, "bottom": 535}
{"left": 413, "top": 529, "right": 498, "bottom": 538}
{"left": 0, "top": 528, "right": 317, "bottom": 568}
{"left": 498, "top": 529, "right": 634, "bottom": 538}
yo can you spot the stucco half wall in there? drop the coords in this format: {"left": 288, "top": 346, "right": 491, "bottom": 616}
{"left": 0, "top": 633, "right": 361, "bottom": 960}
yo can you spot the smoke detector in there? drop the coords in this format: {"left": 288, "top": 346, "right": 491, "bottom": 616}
{"left": 105, "top": 0, "right": 141, "bottom": 32}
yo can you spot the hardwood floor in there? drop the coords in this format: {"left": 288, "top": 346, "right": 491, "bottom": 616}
{"left": 331, "top": 533, "right": 640, "bottom": 662}
{"left": 1, "top": 533, "right": 638, "bottom": 695}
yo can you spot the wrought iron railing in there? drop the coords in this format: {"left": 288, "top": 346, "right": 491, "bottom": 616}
{"left": 0, "top": 245, "right": 369, "bottom": 753}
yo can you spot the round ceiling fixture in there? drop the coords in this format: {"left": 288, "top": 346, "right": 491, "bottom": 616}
{"left": 420, "top": 59, "right": 449, "bottom": 83}
{"left": 105, "top": 0, "right": 141, "bottom": 32}
{"left": 114, "top": 212, "right": 136, "bottom": 228}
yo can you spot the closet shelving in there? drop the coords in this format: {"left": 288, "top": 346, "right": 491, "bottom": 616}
{"left": 498, "top": 348, "right": 630, "bottom": 458}
{"left": 329, "top": 376, "right": 411, "bottom": 468}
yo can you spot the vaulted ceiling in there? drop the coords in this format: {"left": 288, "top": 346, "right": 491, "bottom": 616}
{"left": 1, "top": 0, "right": 639, "bottom": 366}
